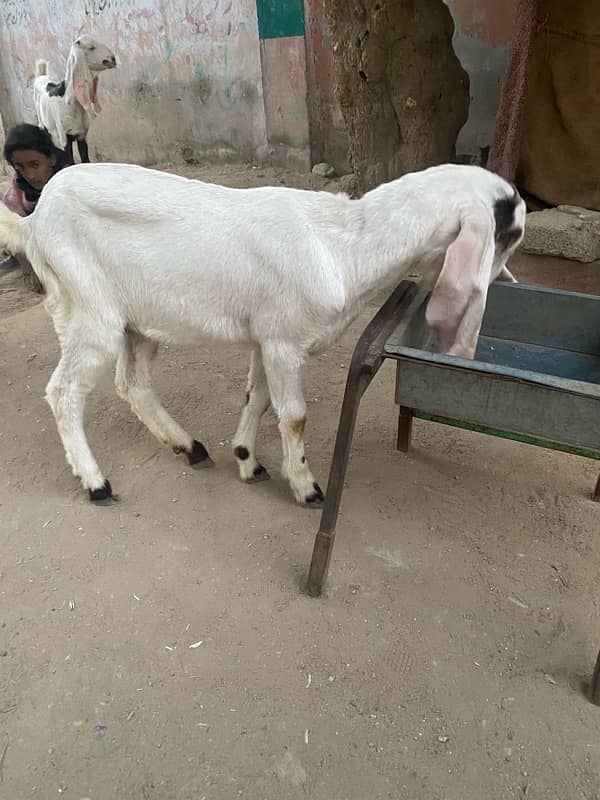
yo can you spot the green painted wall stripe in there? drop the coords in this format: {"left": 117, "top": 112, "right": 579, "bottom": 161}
{"left": 256, "top": 0, "right": 305, "bottom": 39}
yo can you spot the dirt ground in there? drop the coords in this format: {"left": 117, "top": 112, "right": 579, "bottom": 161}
{"left": 1, "top": 163, "right": 600, "bottom": 800}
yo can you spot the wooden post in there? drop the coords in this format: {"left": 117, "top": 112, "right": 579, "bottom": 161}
{"left": 397, "top": 406, "right": 413, "bottom": 452}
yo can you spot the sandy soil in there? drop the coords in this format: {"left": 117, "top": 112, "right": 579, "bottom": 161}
{"left": 1, "top": 163, "right": 600, "bottom": 800}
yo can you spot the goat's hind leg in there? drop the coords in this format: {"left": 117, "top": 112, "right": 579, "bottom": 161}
{"left": 115, "top": 330, "right": 214, "bottom": 469}
{"left": 64, "top": 135, "right": 76, "bottom": 166}
{"left": 233, "top": 348, "right": 271, "bottom": 484}
{"left": 45, "top": 328, "right": 119, "bottom": 503}
{"left": 262, "top": 344, "right": 324, "bottom": 508}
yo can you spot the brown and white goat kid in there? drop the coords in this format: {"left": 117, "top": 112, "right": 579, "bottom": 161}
{"left": 34, "top": 34, "right": 117, "bottom": 165}
{"left": 0, "top": 163, "right": 524, "bottom": 506}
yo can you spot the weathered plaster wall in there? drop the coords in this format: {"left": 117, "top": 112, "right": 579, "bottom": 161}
{"left": 0, "top": 0, "right": 269, "bottom": 165}
{"left": 0, "top": 113, "right": 7, "bottom": 175}
{"left": 0, "top": 0, "right": 518, "bottom": 170}
{"left": 445, "top": 0, "right": 518, "bottom": 157}
{"left": 259, "top": 36, "right": 311, "bottom": 171}
{"left": 303, "top": 0, "right": 350, "bottom": 174}
{"left": 256, "top": 0, "right": 311, "bottom": 171}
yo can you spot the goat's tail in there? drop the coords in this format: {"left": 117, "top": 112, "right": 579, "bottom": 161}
{"left": 0, "top": 204, "right": 29, "bottom": 257}
{"left": 35, "top": 59, "right": 49, "bottom": 78}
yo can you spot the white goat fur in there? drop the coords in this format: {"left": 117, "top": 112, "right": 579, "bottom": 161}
{"left": 0, "top": 162, "right": 525, "bottom": 505}
{"left": 34, "top": 34, "right": 116, "bottom": 158}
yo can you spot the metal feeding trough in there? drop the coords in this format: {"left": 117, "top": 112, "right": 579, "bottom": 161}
{"left": 388, "top": 280, "right": 600, "bottom": 469}
{"left": 307, "top": 280, "right": 600, "bottom": 600}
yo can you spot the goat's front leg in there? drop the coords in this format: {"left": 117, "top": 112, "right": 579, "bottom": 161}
{"left": 233, "top": 348, "right": 271, "bottom": 483}
{"left": 77, "top": 138, "right": 90, "bottom": 163}
{"left": 262, "top": 344, "right": 324, "bottom": 508}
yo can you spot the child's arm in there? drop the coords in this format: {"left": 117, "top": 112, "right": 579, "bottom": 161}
{"left": 2, "top": 177, "right": 34, "bottom": 218}
{"left": 1, "top": 180, "right": 43, "bottom": 292}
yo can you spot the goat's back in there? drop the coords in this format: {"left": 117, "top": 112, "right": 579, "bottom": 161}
{"left": 30, "top": 163, "right": 349, "bottom": 345}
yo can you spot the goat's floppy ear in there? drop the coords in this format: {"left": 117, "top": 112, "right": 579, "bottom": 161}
{"left": 425, "top": 214, "right": 495, "bottom": 360}
{"left": 65, "top": 42, "right": 98, "bottom": 116}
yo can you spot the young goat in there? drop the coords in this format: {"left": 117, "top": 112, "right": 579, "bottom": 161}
{"left": 0, "top": 163, "right": 524, "bottom": 506}
{"left": 34, "top": 34, "right": 117, "bottom": 165}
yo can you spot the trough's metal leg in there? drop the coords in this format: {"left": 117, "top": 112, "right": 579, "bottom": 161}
{"left": 307, "top": 371, "right": 369, "bottom": 597}
{"left": 306, "top": 281, "right": 417, "bottom": 597}
{"left": 397, "top": 405, "right": 414, "bottom": 452}
{"left": 591, "top": 649, "right": 600, "bottom": 704}
{"left": 592, "top": 474, "right": 600, "bottom": 502}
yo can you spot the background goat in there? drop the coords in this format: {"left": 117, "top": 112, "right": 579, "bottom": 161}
{"left": 34, "top": 34, "right": 117, "bottom": 165}
{"left": 0, "top": 163, "right": 524, "bottom": 506}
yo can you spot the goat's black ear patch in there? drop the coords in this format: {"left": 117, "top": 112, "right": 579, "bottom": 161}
{"left": 494, "top": 187, "right": 521, "bottom": 237}
{"left": 46, "top": 80, "right": 66, "bottom": 98}
{"left": 494, "top": 197, "right": 515, "bottom": 235}
{"left": 494, "top": 187, "right": 523, "bottom": 250}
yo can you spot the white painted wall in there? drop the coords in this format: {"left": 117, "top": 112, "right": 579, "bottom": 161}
{"left": 0, "top": 0, "right": 269, "bottom": 165}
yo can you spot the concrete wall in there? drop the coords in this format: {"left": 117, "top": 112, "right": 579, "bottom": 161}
{"left": 445, "top": 0, "right": 518, "bottom": 157}
{"left": 0, "top": 0, "right": 269, "bottom": 165}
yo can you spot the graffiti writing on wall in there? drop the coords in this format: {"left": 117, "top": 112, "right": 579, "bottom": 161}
{"left": 185, "top": 0, "right": 233, "bottom": 35}
{"left": 1, "top": 0, "right": 29, "bottom": 27}
{"left": 84, "top": 0, "right": 125, "bottom": 15}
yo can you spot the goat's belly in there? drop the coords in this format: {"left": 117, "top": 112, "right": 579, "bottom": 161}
{"left": 132, "top": 305, "right": 251, "bottom": 346}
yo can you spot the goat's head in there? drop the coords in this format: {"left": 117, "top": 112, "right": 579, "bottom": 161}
{"left": 74, "top": 34, "right": 117, "bottom": 72}
{"left": 425, "top": 169, "right": 526, "bottom": 360}
{"left": 66, "top": 35, "right": 117, "bottom": 116}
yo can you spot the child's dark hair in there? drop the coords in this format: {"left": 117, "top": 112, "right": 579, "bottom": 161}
{"left": 4, "top": 124, "right": 58, "bottom": 165}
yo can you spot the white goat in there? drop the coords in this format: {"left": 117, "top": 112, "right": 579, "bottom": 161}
{"left": 0, "top": 163, "right": 524, "bottom": 506}
{"left": 34, "top": 34, "right": 117, "bottom": 164}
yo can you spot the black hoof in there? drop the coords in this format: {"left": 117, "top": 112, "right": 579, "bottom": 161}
{"left": 186, "top": 439, "right": 214, "bottom": 470}
{"left": 304, "top": 482, "right": 325, "bottom": 509}
{"left": 89, "top": 480, "right": 117, "bottom": 504}
{"left": 246, "top": 464, "right": 270, "bottom": 484}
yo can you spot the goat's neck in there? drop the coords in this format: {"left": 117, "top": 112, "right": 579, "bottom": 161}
{"left": 339, "top": 182, "right": 440, "bottom": 309}
{"left": 63, "top": 75, "right": 80, "bottom": 110}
